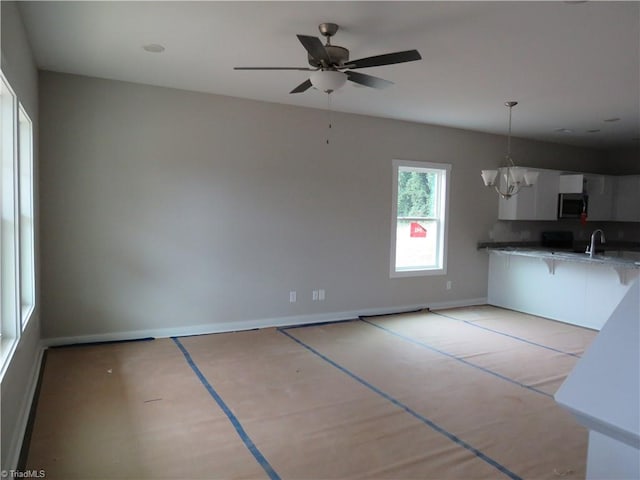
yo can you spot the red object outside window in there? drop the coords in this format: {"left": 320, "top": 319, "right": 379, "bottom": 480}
{"left": 410, "top": 222, "right": 427, "bottom": 238}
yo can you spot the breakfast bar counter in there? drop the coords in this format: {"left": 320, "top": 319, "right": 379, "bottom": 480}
{"left": 483, "top": 246, "right": 640, "bottom": 330}
{"left": 489, "top": 246, "right": 640, "bottom": 274}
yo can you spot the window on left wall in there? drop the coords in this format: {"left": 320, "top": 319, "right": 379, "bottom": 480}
{"left": 19, "top": 103, "right": 35, "bottom": 329}
{"left": 0, "top": 70, "right": 35, "bottom": 374}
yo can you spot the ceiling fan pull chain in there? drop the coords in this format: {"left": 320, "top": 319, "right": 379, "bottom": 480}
{"left": 326, "top": 93, "right": 332, "bottom": 144}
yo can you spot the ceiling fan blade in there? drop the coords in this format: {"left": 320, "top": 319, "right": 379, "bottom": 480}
{"left": 346, "top": 71, "right": 394, "bottom": 89}
{"left": 297, "top": 34, "right": 330, "bottom": 65}
{"left": 290, "top": 79, "right": 313, "bottom": 94}
{"left": 234, "top": 67, "right": 316, "bottom": 71}
{"left": 345, "top": 49, "right": 422, "bottom": 70}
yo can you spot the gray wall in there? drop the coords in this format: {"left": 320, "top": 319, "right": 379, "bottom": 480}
{"left": 39, "top": 71, "right": 606, "bottom": 341}
{"left": 0, "top": 1, "right": 41, "bottom": 470}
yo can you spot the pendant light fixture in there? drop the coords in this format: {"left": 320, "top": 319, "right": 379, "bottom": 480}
{"left": 481, "top": 101, "right": 539, "bottom": 199}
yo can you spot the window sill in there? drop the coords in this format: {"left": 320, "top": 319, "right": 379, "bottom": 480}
{"left": 391, "top": 268, "right": 446, "bottom": 278}
{"left": 21, "top": 304, "right": 35, "bottom": 331}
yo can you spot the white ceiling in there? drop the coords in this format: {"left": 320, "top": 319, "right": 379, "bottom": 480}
{"left": 17, "top": 1, "right": 640, "bottom": 149}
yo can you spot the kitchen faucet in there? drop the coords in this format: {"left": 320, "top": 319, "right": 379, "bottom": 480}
{"left": 585, "top": 229, "right": 606, "bottom": 258}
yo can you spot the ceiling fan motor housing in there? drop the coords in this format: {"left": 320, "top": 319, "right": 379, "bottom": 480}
{"left": 308, "top": 45, "right": 349, "bottom": 68}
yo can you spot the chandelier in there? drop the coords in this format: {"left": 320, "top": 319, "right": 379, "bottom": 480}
{"left": 481, "top": 101, "right": 539, "bottom": 198}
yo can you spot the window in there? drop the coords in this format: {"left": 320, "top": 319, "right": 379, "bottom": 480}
{"left": 18, "top": 104, "right": 35, "bottom": 329}
{"left": 1, "top": 71, "right": 19, "bottom": 351}
{"left": 390, "top": 159, "right": 451, "bottom": 277}
{"left": 0, "top": 70, "right": 36, "bottom": 373}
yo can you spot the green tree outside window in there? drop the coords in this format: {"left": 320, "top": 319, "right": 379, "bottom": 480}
{"left": 397, "top": 171, "right": 436, "bottom": 217}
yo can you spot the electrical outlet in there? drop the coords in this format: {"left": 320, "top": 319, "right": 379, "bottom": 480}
{"left": 318, "top": 289, "right": 325, "bottom": 301}
{"left": 312, "top": 290, "right": 319, "bottom": 301}
{"left": 289, "top": 291, "right": 296, "bottom": 303}
{"left": 446, "top": 281, "right": 452, "bottom": 290}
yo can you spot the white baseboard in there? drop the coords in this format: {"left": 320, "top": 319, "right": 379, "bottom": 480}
{"left": 4, "top": 341, "right": 46, "bottom": 471}
{"left": 428, "top": 297, "right": 487, "bottom": 310}
{"left": 43, "top": 297, "right": 487, "bottom": 347}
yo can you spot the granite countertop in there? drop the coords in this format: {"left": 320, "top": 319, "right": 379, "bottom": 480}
{"left": 478, "top": 242, "right": 640, "bottom": 269}
{"left": 477, "top": 241, "right": 640, "bottom": 252}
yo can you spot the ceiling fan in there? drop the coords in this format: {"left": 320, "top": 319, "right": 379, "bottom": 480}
{"left": 234, "top": 23, "right": 422, "bottom": 94}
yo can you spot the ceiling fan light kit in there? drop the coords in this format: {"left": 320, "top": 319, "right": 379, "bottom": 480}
{"left": 234, "top": 22, "right": 422, "bottom": 95}
{"left": 482, "top": 101, "right": 539, "bottom": 199}
{"left": 310, "top": 70, "right": 347, "bottom": 93}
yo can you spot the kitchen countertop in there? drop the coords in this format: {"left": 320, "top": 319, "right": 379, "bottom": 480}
{"left": 491, "top": 248, "right": 640, "bottom": 268}
{"left": 477, "top": 240, "right": 640, "bottom": 252}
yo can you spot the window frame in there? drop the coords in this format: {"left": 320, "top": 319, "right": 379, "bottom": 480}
{"left": 390, "top": 159, "right": 451, "bottom": 278}
{"left": 18, "top": 103, "right": 35, "bottom": 329}
{"left": 0, "top": 69, "right": 36, "bottom": 377}
{"left": 0, "top": 70, "right": 20, "bottom": 370}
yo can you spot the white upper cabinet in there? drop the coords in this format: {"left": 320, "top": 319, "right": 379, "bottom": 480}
{"left": 498, "top": 168, "right": 560, "bottom": 220}
{"left": 612, "top": 175, "right": 640, "bottom": 222}
{"left": 584, "top": 174, "right": 614, "bottom": 221}
{"left": 559, "top": 174, "right": 585, "bottom": 194}
{"left": 495, "top": 169, "right": 639, "bottom": 222}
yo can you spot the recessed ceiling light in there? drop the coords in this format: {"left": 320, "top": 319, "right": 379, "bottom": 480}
{"left": 555, "top": 128, "right": 573, "bottom": 133}
{"left": 143, "top": 44, "right": 165, "bottom": 53}
{"left": 586, "top": 129, "right": 600, "bottom": 133}
{"left": 603, "top": 117, "right": 620, "bottom": 122}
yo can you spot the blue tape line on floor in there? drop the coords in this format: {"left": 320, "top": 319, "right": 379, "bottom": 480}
{"left": 431, "top": 311, "right": 581, "bottom": 358}
{"left": 279, "top": 329, "right": 522, "bottom": 480}
{"left": 172, "top": 337, "right": 280, "bottom": 480}
{"left": 360, "top": 318, "right": 553, "bottom": 399}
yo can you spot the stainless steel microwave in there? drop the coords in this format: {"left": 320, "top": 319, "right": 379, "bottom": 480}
{"left": 558, "top": 193, "right": 588, "bottom": 219}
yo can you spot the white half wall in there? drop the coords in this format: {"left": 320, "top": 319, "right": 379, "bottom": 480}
{"left": 488, "top": 251, "right": 639, "bottom": 330}
{"left": 586, "top": 431, "right": 640, "bottom": 480}
{"left": 555, "top": 277, "right": 640, "bottom": 478}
